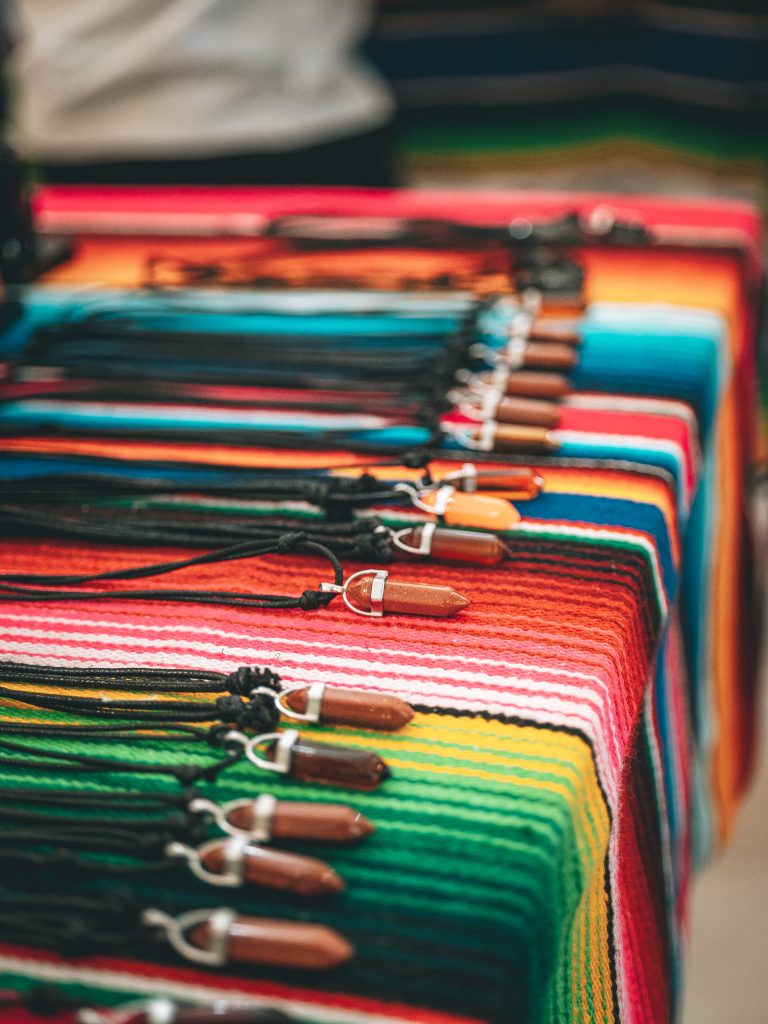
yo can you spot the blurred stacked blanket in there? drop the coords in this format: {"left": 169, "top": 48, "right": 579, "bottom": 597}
{"left": 0, "top": 185, "right": 761, "bottom": 1024}
{"left": 368, "top": 1, "right": 768, "bottom": 204}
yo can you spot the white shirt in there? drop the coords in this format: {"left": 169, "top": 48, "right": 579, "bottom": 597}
{"left": 7, "top": 0, "right": 394, "bottom": 161}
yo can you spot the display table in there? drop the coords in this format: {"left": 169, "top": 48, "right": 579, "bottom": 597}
{"left": 0, "top": 187, "right": 761, "bottom": 1024}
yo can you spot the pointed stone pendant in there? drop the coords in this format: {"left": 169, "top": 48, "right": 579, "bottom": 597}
{"left": 281, "top": 682, "right": 414, "bottom": 730}
{"left": 229, "top": 729, "right": 391, "bottom": 791}
{"left": 143, "top": 906, "right": 354, "bottom": 971}
{"left": 222, "top": 795, "right": 375, "bottom": 843}
{"left": 194, "top": 837, "right": 344, "bottom": 895}
{"left": 503, "top": 370, "right": 572, "bottom": 399}
{"left": 393, "top": 524, "right": 505, "bottom": 565}
{"left": 126, "top": 999, "right": 294, "bottom": 1024}
{"left": 278, "top": 735, "right": 390, "bottom": 790}
{"left": 495, "top": 395, "right": 559, "bottom": 428}
{"left": 344, "top": 573, "right": 469, "bottom": 617}
{"left": 418, "top": 488, "right": 521, "bottom": 531}
{"left": 523, "top": 340, "right": 579, "bottom": 371}
{"left": 471, "top": 422, "right": 560, "bottom": 454}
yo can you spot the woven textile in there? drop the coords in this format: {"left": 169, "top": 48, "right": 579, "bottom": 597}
{"left": 367, "top": 3, "right": 768, "bottom": 205}
{"left": 0, "top": 187, "right": 761, "bottom": 1024}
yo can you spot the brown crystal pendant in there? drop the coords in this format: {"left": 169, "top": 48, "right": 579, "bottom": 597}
{"left": 127, "top": 1001, "right": 292, "bottom": 1024}
{"left": 522, "top": 341, "right": 580, "bottom": 371}
{"left": 192, "top": 837, "right": 344, "bottom": 895}
{"left": 189, "top": 913, "right": 353, "bottom": 970}
{"left": 281, "top": 735, "right": 390, "bottom": 790}
{"left": 234, "top": 729, "right": 390, "bottom": 791}
{"left": 393, "top": 524, "right": 505, "bottom": 566}
{"left": 471, "top": 422, "right": 560, "bottom": 454}
{"left": 221, "top": 795, "right": 375, "bottom": 843}
{"left": 327, "top": 569, "right": 469, "bottom": 618}
{"left": 529, "top": 321, "right": 582, "bottom": 346}
{"left": 503, "top": 370, "right": 572, "bottom": 399}
{"left": 281, "top": 683, "right": 414, "bottom": 730}
{"left": 494, "top": 395, "right": 560, "bottom": 428}
{"left": 143, "top": 906, "right": 353, "bottom": 971}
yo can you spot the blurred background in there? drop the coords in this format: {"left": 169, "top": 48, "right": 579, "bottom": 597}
{"left": 1, "top": 1, "right": 766, "bottom": 1020}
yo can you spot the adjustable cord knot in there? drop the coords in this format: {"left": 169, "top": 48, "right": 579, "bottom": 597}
{"left": 298, "top": 588, "right": 324, "bottom": 611}
{"left": 349, "top": 532, "right": 394, "bottom": 562}
{"left": 225, "top": 665, "right": 282, "bottom": 696}
{"left": 214, "top": 694, "right": 280, "bottom": 733}
{"left": 215, "top": 694, "right": 248, "bottom": 723}
{"left": 276, "top": 530, "right": 309, "bottom": 554}
{"left": 401, "top": 448, "right": 431, "bottom": 469}
{"left": 241, "top": 697, "right": 281, "bottom": 733}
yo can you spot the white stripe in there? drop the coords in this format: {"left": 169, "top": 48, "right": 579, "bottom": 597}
{"left": 0, "top": 612, "right": 615, "bottom": 677}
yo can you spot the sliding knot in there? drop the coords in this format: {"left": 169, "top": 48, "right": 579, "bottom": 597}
{"left": 350, "top": 532, "right": 394, "bottom": 562}
{"left": 277, "top": 530, "right": 308, "bottom": 553}
{"left": 215, "top": 694, "right": 247, "bottom": 723}
{"left": 240, "top": 696, "right": 281, "bottom": 733}
{"left": 298, "top": 588, "right": 323, "bottom": 611}
{"left": 401, "top": 448, "right": 431, "bottom": 469}
{"left": 215, "top": 694, "right": 279, "bottom": 733}
{"left": 226, "top": 665, "right": 282, "bottom": 696}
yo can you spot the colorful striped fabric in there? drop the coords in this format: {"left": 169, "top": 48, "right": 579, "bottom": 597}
{"left": 0, "top": 187, "right": 761, "bottom": 1024}
{"left": 367, "top": 2, "right": 768, "bottom": 206}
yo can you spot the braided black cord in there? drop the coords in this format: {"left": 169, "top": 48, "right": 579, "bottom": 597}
{"left": 0, "top": 784, "right": 196, "bottom": 809}
{"left": 0, "top": 505, "right": 394, "bottom": 560}
{"left": 0, "top": 660, "right": 283, "bottom": 696}
{"left": 0, "top": 534, "right": 344, "bottom": 610}
{"left": 0, "top": 892, "right": 147, "bottom": 953}
{"left": 0, "top": 685, "right": 281, "bottom": 731}
{"left": 0, "top": 727, "right": 242, "bottom": 785}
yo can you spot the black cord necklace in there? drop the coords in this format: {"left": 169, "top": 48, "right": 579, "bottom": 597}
{"left": 0, "top": 890, "right": 354, "bottom": 971}
{"left": 0, "top": 660, "right": 415, "bottom": 730}
{"left": 0, "top": 532, "right": 343, "bottom": 610}
{"left": 0, "top": 528, "right": 471, "bottom": 618}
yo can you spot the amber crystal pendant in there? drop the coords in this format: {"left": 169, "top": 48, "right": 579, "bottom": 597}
{"left": 440, "top": 462, "right": 544, "bottom": 499}
{"left": 398, "top": 480, "right": 521, "bottom": 531}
